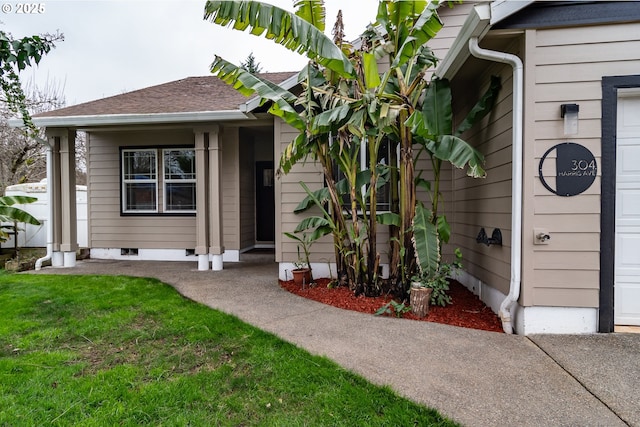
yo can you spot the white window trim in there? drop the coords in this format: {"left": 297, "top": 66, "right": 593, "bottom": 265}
{"left": 122, "top": 148, "right": 158, "bottom": 214}
{"left": 329, "top": 135, "right": 395, "bottom": 215}
{"left": 162, "top": 148, "right": 196, "bottom": 214}
{"left": 359, "top": 138, "right": 396, "bottom": 214}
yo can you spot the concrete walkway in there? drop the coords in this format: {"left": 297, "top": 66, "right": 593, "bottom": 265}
{"left": 30, "top": 257, "right": 640, "bottom": 427}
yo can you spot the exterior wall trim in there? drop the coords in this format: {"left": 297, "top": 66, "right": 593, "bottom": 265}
{"left": 494, "top": 1, "right": 640, "bottom": 30}
{"left": 600, "top": 74, "right": 640, "bottom": 332}
{"left": 456, "top": 269, "right": 598, "bottom": 334}
{"left": 11, "top": 111, "right": 253, "bottom": 129}
{"left": 89, "top": 247, "right": 240, "bottom": 263}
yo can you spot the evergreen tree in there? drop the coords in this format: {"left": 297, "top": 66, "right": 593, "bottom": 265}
{"left": 239, "top": 52, "right": 263, "bottom": 74}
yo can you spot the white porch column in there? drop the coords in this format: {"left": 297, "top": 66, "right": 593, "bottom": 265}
{"left": 208, "top": 126, "right": 224, "bottom": 271}
{"left": 58, "top": 129, "right": 78, "bottom": 267}
{"left": 194, "top": 130, "right": 210, "bottom": 270}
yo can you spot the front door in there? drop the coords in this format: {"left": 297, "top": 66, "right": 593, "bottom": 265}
{"left": 255, "top": 161, "right": 275, "bottom": 242}
{"left": 615, "top": 88, "right": 640, "bottom": 326}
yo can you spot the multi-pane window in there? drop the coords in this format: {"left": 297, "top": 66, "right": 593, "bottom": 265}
{"left": 121, "top": 148, "right": 195, "bottom": 214}
{"left": 122, "top": 149, "right": 157, "bottom": 213}
{"left": 372, "top": 139, "right": 391, "bottom": 212}
{"left": 331, "top": 138, "right": 392, "bottom": 213}
{"left": 163, "top": 149, "right": 196, "bottom": 212}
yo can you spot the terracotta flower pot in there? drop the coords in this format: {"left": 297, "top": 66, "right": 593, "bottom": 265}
{"left": 292, "top": 268, "right": 312, "bottom": 286}
{"left": 410, "top": 284, "right": 433, "bottom": 318}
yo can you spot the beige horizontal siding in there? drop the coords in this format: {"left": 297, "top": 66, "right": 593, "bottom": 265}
{"left": 448, "top": 41, "right": 519, "bottom": 296}
{"left": 534, "top": 251, "right": 599, "bottom": 270}
{"left": 274, "top": 120, "right": 335, "bottom": 264}
{"left": 533, "top": 288, "right": 599, "bottom": 308}
{"left": 533, "top": 40, "right": 640, "bottom": 66}
{"left": 430, "top": 1, "right": 480, "bottom": 62}
{"left": 521, "top": 22, "right": 640, "bottom": 307}
{"left": 239, "top": 139, "right": 255, "bottom": 248}
{"left": 88, "top": 129, "right": 198, "bottom": 250}
{"left": 221, "top": 128, "right": 239, "bottom": 251}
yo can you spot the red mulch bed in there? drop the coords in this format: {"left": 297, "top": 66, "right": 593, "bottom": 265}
{"left": 280, "top": 278, "right": 503, "bottom": 333}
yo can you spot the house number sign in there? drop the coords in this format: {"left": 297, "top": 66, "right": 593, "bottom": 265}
{"left": 538, "top": 142, "right": 597, "bottom": 197}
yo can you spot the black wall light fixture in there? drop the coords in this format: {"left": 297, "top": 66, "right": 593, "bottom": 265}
{"left": 476, "top": 228, "right": 503, "bottom": 247}
{"left": 560, "top": 103, "right": 579, "bottom": 136}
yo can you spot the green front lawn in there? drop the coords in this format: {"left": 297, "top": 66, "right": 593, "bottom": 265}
{"left": 0, "top": 273, "right": 457, "bottom": 426}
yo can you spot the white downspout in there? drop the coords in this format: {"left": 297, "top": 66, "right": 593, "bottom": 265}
{"left": 35, "top": 136, "right": 53, "bottom": 271}
{"left": 468, "top": 37, "right": 523, "bottom": 334}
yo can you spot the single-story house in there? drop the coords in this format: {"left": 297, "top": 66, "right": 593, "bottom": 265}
{"left": 22, "top": 0, "right": 640, "bottom": 335}
{"left": 27, "top": 72, "right": 297, "bottom": 271}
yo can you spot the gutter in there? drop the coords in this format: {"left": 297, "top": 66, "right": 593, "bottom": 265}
{"left": 8, "top": 110, "right": 254, "bottom": 129}
{"left": 468, "top": 37, "right": 523, "bottom": 335}
{"left": 435, "top": 1, "right": 533, "bottom": 80}
{"left": 435, "top": 4, "right": 492, "bottom": 80}
{"left": 35, "top": 136, "right": 53, "bottom": 270}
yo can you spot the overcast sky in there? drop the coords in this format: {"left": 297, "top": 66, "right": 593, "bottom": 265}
{"left": 2, "top": 0, "right": 378, "bottom": 106}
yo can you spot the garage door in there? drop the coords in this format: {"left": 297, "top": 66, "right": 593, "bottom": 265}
{"left": 615, "top": 88, "right": 640, "bottom": 326}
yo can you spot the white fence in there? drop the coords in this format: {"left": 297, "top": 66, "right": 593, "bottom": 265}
{"left": 2, "top": 180, "right": 88, "bottom": 249}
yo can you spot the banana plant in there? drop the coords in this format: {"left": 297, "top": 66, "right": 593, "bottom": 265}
{"left": 0, "top": 195, "right": 40, "bottom": 243}
{"left": 204, "top": 0, "right": 498, "bottom": 299}
{"left": 409, "top": 76, "right": 501, "bottom": 282}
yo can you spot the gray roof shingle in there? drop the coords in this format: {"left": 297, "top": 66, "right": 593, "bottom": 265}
{"left": 36, "top": 72, "right": 297, "bottom": 118}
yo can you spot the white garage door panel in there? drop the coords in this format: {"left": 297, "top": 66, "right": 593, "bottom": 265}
{"left": 615, "top": 90, "right": 640, "bottom": 325}
{"left": 617, "top": 235, "right": 640, "bottom": 271}
{"left": 617, "top": 190, "right": 640, "bottom": 225}
{"left": 615, "top": 283, "right": 640, "bottom": 325}
{"left": 618, "top": 144, "right": 640, "bottom": 176}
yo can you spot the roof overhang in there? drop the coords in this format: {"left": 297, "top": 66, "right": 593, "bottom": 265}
{"left": 9, "top": 110, "right": 255, "bottom": 129}
{"left": 490, "top": 0, "right": 533, "bottom": 25}
{"left": 435, "top": 1, "right": 533, "bottom": 80}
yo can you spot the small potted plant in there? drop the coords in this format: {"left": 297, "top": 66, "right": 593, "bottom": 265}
{"left": 291, "top": 252, "right": 312, "bottom": 286}
{"left": 284, "top": 231, "right": 314, "bottom": 286}
{"left": 409, "top": 273, "right": 434, "bottom": 318}
{"left": 410, "top": 249, "right": 461, "bottom": 317}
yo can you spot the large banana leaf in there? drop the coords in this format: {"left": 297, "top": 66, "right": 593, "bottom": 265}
{"left": 378, "top": 0, "right": 429, "bottom": 40}
{"left": 210, "top": 56, "right": 305, "bottom": 131}
{"left": 425, "top": 135, "right": 486, "bottom": 178}
{"left": 287, "top": 216, "right": 332, "bottom": 244}
{"left": 412, "top": 203, "right": 439, "bottom": 278}
{"left": 363, "top": 52, "right": 381, "bottom": 89}
{"left": 294, "top": 0, "right": 325, "bottom": 31}
{"left": 422, "top": 78, "right": 452, "bottom": 137}
{"left": 294, "top": 215, "right": 330, "bottom": 233}
{"left": 377, "top": 212, "right": 400, "bottom": 226}
{"left": 311, "top": 104, "right": 351, "bottom": 134}
{"left": 390, "top": 3, "right": 443, "bottom": 69}
{"left": 418, "top": 76, "right": 496, "bottom": 178}
{"left": 455, "top": 75, "right": 502, "bottom": 136}
{"left": 278, "top": 133, "right": 313, "bottom": 175}
{"left": 204, "top": 0, "right": 354, "bottom": 77}
{"left": 0, "top": 195, "right": 40, "bottom": 225}
{"left": 0, "top": 195, "right": 38, "bottom": 207}
{"left": 293, "top": 186, "right": 330, "bottom": 213}
{"left": 436, "top": 214, "right": 450, "bottom": 244}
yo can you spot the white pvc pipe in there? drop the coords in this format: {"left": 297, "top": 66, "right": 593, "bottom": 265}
{"left": 35, "top": 137, "right": 53, "bottom": 271}
{"left": 469, "top": 37, "right": 523, "bottom": 334}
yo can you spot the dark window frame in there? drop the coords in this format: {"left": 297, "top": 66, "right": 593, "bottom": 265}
{"left": 331, "top": 138, "right": 393, "bottom": 214}
{"left": 119, "top": 145, "right": 196, "bottom": 217}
